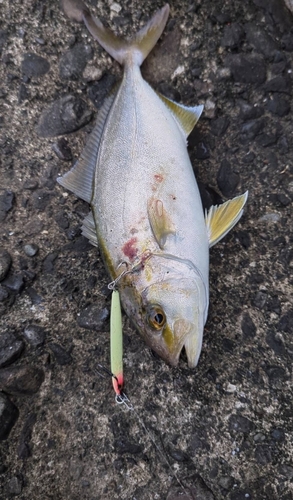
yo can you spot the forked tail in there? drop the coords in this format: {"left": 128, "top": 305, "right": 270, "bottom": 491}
{"left": 61, "top": 0, "right": 170, "bottom": 66}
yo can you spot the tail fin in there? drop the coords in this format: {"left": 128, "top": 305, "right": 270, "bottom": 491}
{"left": 61, "top": 0, "right": 170, "bottom": 66}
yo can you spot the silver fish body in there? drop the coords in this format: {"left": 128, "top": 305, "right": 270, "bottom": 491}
{"left": 58, "top": 2, "right": 248, "bottom": 367}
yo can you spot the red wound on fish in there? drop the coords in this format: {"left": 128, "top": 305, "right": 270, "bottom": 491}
{"left": 112, "top": 373, "right": 124, "bottom": 395}
{"left": 122, "top": 237, "right": 138, "bottom": 260}
{"left": 154, "top": 174, "right": 163, "bottom": 182}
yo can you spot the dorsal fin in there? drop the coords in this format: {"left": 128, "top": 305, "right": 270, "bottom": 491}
{"left": 157, "top": 92, "right": 203, "bottom": 137}
{"left": 206, "top": 192, "right": 248, "bottom": 248}
{"left": 57, "top": 90, "right": 116, "bottom": 203}
{"left": 147, "top": 198, "right": 176, "bottom": 249}
{"left": 81, "top": 211, "right": 98, "bottom": 246}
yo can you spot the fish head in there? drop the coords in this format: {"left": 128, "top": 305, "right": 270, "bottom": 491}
{"left": 122, "top": 269, "right": 208, "bottom": 368}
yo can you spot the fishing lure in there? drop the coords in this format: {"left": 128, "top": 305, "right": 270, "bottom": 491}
{"left": 110, "top": 290, "right": 123, "bottom": 396}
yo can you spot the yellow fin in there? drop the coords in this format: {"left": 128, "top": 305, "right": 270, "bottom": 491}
{"left": 206, "top": 192, "right": 248, "bottom": 248}
{"left": 157, "top": 92, "right": 203, "bottom": 137}
{"left": 148, "top": 198, "right": 176, "bottom": 249}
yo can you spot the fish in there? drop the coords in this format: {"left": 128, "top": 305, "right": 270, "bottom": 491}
{"left": 58, "top": 1, "right": 248, "bottom": 368}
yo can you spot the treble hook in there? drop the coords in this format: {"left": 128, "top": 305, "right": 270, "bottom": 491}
{"left": 115, "top": 391, "right": 134, "bottom": 411}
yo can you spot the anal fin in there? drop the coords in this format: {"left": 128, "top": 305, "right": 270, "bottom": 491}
{"left": 157, "top": 92, "right": 203, "bottom": 138}
{"left": 57, "top": 90, "right": 116, "bottom": 203}
{"left": 148, "top": 198, "right": 176, "bottom": 249}
{"left": 81, "top": 211, "right": 98, "bottom": 247}
{"left": 206, "top": 192, "right": 248, "bottom": 248}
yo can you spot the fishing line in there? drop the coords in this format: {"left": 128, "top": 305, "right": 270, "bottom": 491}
{"left": 117, "top": 391, "right": 187, "bottom": 493}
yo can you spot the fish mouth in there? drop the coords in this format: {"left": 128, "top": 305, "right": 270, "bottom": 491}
{"left": 157, "top": 319, "right": 195, "bottom": 367}
{"left": 155, "top": 319, "right": 203, "bottom": 368}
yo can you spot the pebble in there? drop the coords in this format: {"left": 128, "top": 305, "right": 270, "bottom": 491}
{"left": 0, "top": 365, "right": 45, "bottom": 395}
{"left": 241, "top": 313, "right": 256, "bottom": 338}
{"left": 278, "top": 310, "right": 293, "bottom": 333}
{"left": 31, "top": 189, "right": 54, "bottom": 212}
{"left": 52, "top": 138, "right": 72, "bottom": 161}
{"left": 254, "top": 444, "right": 272, "bottom": 465}
{"left": 258, "top": 213, "right": 280, "bottom": 223}
{"left": 88, "top": 73, "right": 117, "bottom": 110}
{"left": 264, "top": 364, "right": 287, "bottom": 384}
{"left": 59, "top": 43, "right": 93, "bottom": 80}
{"left": 0, "top": 332, "right": 24, "bottom": 368}
{"left": 266, "top": 331, "right": 286, "bottom": 356}
{"left": 36, "top": 95, "right": 92, "bottom": 137}
{"left": 21, "top": 52, "right": 50, "bottom": 78}
{"left": 0, "top": 249, "right": 12, "bottom": 281}
{"left": 0, "top": 391, "right": 19, "bottom": 440}
{"left": 245, "top": 23, "right": 278, "bottom": 59}
{"left": 48, "top": 343, "right": 72, "bottom": 365}
{"left": 55, "top": 211, "right": 69, "bottom": 230}
{"left": 278, "top": 464, "right": 293, "bottom": 479}
{"left": 229, "top": 414, "right": 255, "bottom": 434}
{"left": 221, "top": 23, "right": 244, "bottom": 49}
{"left": 23, "top": 243, "right": 39, "bottom": 257}
{"left": 210, "top": 116, "right": 230, "bottom": 137}
{"left": 7, "top": 475, "right": 23, "bottom": 495}
{"left": 237, "top": 100, "right": 264, "bottom": 121}
{"left": 23, "top": 179, "right": 38, "bottom": 190}
{"left": 18, "top": 412, "right": 37, "bottom": 459}
{"left": 18, "top": 83, "right": 30, "bottom": 103}
{"left": 77, "top": 305, "right": 109, "bottom": 331}
{"left": 267, "top": 95, "right": 290, "bottom": 116}
{"left": 23, "top": 324, "right": 46, "bottom": 347}
{"left": 26, "top": 287, "right": 43, "bottom": 305}
{"left": 110, "top": 2, "right": 122, "bottom": 13}
{"left": 240, "top": 118, "right": 265, "bottom": 141}
{"left": 235, "top": 230, "right": 251, "bottom": 249}
{"left": 224, "top": 382, "right": 237, "bottom": 393}
{"left": 217, "top": 159, "right": 239, "bottom": 197}
{"left": 43, "top": 252, "right": 58, "bottom": 273}
{"left": 242, "top": 151, "right": 255, "bottom": 164}
{"left": 114, "top": 436, "right": 143, "bottom": 455}
{"left": 252, "top": 0, "right": 292, "bottom": 34}
{"left": 264, "top": 75, "right": 291, "bottom": 94}
{"left": 83, "top": 64, "right": 103, "bottom": 82}
{"left": 218, "top": 476, "right": 234, "bottom": 490}
{"left": 0, "top": 29, "right": 8, "bottom": 52}
{"left": 257, "top": 131, "right": 278, "bottom": 147}
{"left": 168, "top": 447, "right": 189, "bottom": 462}
{"left": 23, "top": 218, "right": 44, "bottom": 236}
{"left": 0, "top": 189, "right": 14, "bottom": 222}
{"left": 225, "top": 54, "right": 266, "bottom": 84}
{"left": 271, "top": 427, "right": 285, "bottom": 442}
{"left": 0, "top": 285, "right": 9, "bottom": 302}
{"left": 2, "top": 273, "right": 24, "bottom": 293}
{"left": 281, "top": 32, "right": 293, "bottom": 51}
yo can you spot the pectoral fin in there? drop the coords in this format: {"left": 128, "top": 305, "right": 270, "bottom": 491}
{"left": 57, "top": 91, "right": 116, "bottom": 203}
{"left": 148, "top": 198, "right": 176, "bottom": 249}
{"left": 157, "top": 92, "right": 203, "bottom": 137}
{"left": 206, "top": 192, "right": 248, "bottom": 248}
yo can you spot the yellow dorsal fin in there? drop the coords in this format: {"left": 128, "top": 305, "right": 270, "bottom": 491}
{"left": 206, "top": 192, "right": 248, "bottom": 248}
{"left": 147, "top": 198, "right": 176, "bottom": 249}
{"left": 157, "top": 92, "right": 203, "bottom": 137}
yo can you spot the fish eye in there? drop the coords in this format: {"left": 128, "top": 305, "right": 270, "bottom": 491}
{"left": 147, "top": 306, "right": 166, "bottom": 330}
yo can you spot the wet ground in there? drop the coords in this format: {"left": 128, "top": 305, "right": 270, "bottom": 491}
{"left": 0, "top": 0, "right": 293, "bottom": 499}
